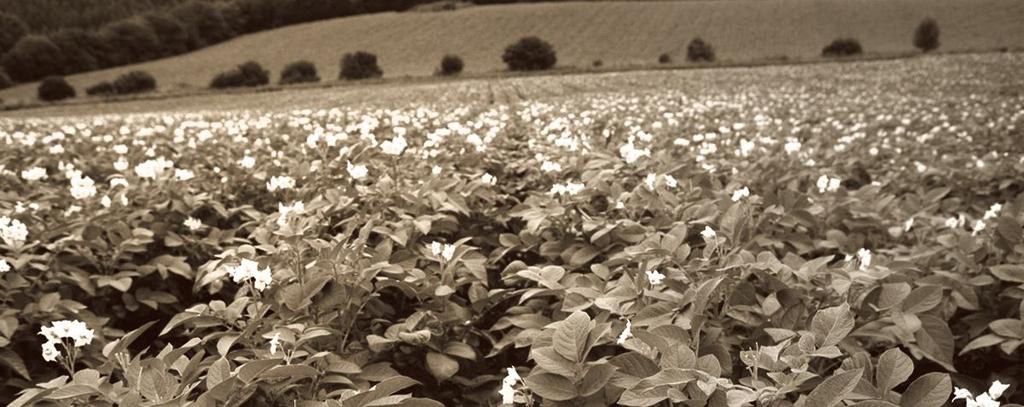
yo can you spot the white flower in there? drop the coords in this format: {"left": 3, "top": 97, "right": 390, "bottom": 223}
{"left": 988, "top": 381, "right": 1010, "bottom": 400}
{"left": 227, "top": 259, "right": 273, "bottom": 292}
{"left": 113, "top": 144, "right": 129, "bottom": 155}
{"left": 645, "top": 269, "right": 665, "bottom": 285}
{"left": 701, "top": 226, "right": 716, "bottom": 240}
{"left": 541, "top": 161, "right": 562, "bottom": 173}
{"left": 347, "top": 161, "right": 368, "bottom": 180}
{"left": 269, "top": 332, "right": 281, "bottom": 355}
{"left": 784, "top": 139, "right": 801, "bottom": 154}
{"left": 100, "top": 195, "right": 112, "bottom": 208}
{"left": 856, "top": 248, "right": 872, "bottom": 271}
{"left": 175, "top": 169, "right": 195, "bottom": 181}
{"left": 983, "top": 203, "right": 1002, "bottom": 220}
{"left": 973, "top": 219, "right": 986, "bottom": 236}
{"left": 69, "top": 174, "right": 97, "bottom": 200}
{"left": 664, "top": 175, "right": 678, "bottom": 189}
{"left": 21, "top": 167, "right": 47, "bottom": 181}
{"left": 481, "top": 173, "right": 496, "bottom": 185}
{"left": 731, "top": 186, "right": 750, "bottom": 202}
{"left": 114, "top": 158, "right": 129, "bottom": 172}
{"left": 431, "top": 242, "right": 455, "bottom": 262}
{"left": 380, "top": 135, "right": 408, "bottom": 156}
{"left": 431, "top": 165, "right": 442, "bottom": 176}
{"left": 0, "top": 216, "right": 29, "bottom": 246}
{"left": 617, "top": 320, "right": 633, "bottom": 345}
{"left": 266, "top": 176, "right": 296, "bottom": 192}
{"left": 184, "top": 217, "right": 202, "bottom": 231}
{"left": 816, "top": 175, "right": 842, "bottom": 193}
{"left": 239, "top": 156, "right": 256, "bottom": 169}
{"left": 39, "top": 320, "right": 94, "bottom": 350}
{"left": 644, "top": 173, "right": 657, "bottom": 190}
{"left": 134, "top": 157, "right": 174, "bottom": 180}
{"left": 550, "top": 182, "right": 585, "bottom": 196}
{"left": 500, "top": 367, "right": 521, "bottom": 404}
{"left": 904, "top": 217, "right": 914, "bottom": 232}
{"left": 41, "top": 341, "right": 59, "bottom": 362}
{"left": 0, "top": 259, "right": 10, "bottom": 273}
{"left": 953, "top": 381, "right": 1010, "bottom": 407}
{"left": 277, "top": 201, "right": 305, "bottom": 227}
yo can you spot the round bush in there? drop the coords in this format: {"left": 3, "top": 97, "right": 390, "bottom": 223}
{"left": 340, "top": 51, "right": 383, "bottom": 80}
{"left": 502, "top": 36, "right": 557, "bottom": 71}
{"left": 210, "top": 60, "right": 269, "bottom": 89}
{"left": 914, "top": 18, "right": 940, "bottom": 52}
{"left": 51, "top": 29, "right": 113, "bottom": 74}
{"left": 86, "top": 81, "right": 116, "bottom": 96}
{"left": 99, "top": 19, "right": 161, "bottom": 66}
{"left": 142, "top": 13, "right": 190, "bottom": 57}
{"left": 687, "top": 37, "right": 716, "bottom": 62}
{"left": 592, "top": 59, "right": 603, "bottom": 68}
{"left": 0, "top": 12, "right": 29, "bottom": 55}
{"left": 0, "top": 35, "right": 65, "bottom": 82}
{"left": 37, "top": 76, "right": 76, "bottom": 101}
{"left": 822, "top": 38, "right": 863, "bottom": 57}
{"left": 437, "top": 54, "right": 464, "bottom": 76}
{"left": 280, "top": 60, "right": 320, "bottom": 85}
{"left": 658, "top": 53, "right": 672, "bottom": 64}
{"left": 113, "top": 70, "right": 157, "bottom": 94}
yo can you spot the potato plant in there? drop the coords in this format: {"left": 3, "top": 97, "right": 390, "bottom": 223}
{"left": 1, "top": 52, "right": 1023, "bottom": 406}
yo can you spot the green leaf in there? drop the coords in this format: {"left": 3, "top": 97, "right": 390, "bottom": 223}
{"left": 261, "top": 364, "right": 320, "bottom": 379}
{"left": 875, "top": 348, "right": 913, "bottom": 396}
{"left": 524, "top": 373, "right": 577, "bottom": 401}
{"left": 206, "top": 357, "right": 231, "bottom": 389}
{"left": 237, "top": 359, "right": 282, "bottom": 383}
{"left": 851, "top": 402, "right": 899, "bottom": 407}
{"left": 812, "top": 303, "right": 855, "bottom": 348}
{"left": 990, "top": 264, "right": 1024, "bottom": 283}
{"left": 804, "top": 369, "right": 863, "bottom": 407}
{"left": 425, "top": 352, "right": 459, "bottom": 382}
{"left": 47, "top": 384, "right": 98, "bottom": 400}
{"left": 960, "top": 334, "right": 1004, "bottom": 355}
{"left": 899, "top": 286, "right": 942, "bottom": 314}
{"left": 577, "top": 364, "right": 617, "bottom": 396}
{"left": 0, "top": 349, "right": 30, "bottom": 380}
{"left": 914, "top": 315, "right": 956, "bottom": 371}
{"left": 553, "top": 311, "right": 591, "bottom": 363}
{"left": 899, "top": 373, "right": 950, "bottom": 407}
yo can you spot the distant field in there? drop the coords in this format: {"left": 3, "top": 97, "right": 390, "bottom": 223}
{"left": 1, "top": 0, "right": 1023, "bottom": 104}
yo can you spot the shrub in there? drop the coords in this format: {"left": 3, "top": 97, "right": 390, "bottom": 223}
{"left": 172, "top": 1, "right": 235, "bottom": 49}
{"left": 0, "top": 35, "right": 65, "bottom": 82}
{"left": 592, "top": 59, "right": 603, "bottom": 68}
{"left": 113, "top": 70, "right": 157, "bottom": 94}
{"left": 340, "top": 51, "right": 383, "bottom": 80}
{"left": 0, "top": 68, "right": 11, "bottom": 90}
{"left": 86, "top": 81, "right": 115, "bottom": 96}
{"left": 210, "top": 60, "right": 269, "bottom": 88}
{"left": 658, "top": 53, "right": 672, "bottom": 64}
{"left": 100, "top": 20, "right": 162, "bottom": 66}
{"left": 687, "top": 37, "right": 716, "bottom": 62}
{"left": 51, "top": 29, "right": 113, "bottom": 74}
{"left": 141, "top": 13, "right": 190, "bottom": 57}
{"left": 0, "top": 12, "right": 29, "bottom": 55}
{"left": 279, "top": 60, "right": 320, "bottom": 85}
{"left": 37, "top": 76, "right": 76, "bottom": 101}
{"left": 437, "top": 54, "right": 464, "bottom": 76}
{"left": 822, "top": 38, "right": 863, "bottom": 57}
{"left": 502, "top": 36, "right": 557, "bottom": 71}
{"left": 914, "top": 18, "right": 940, "bottom": 52}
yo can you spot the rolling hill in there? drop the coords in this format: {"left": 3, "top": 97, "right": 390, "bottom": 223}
{"left": 2, "top": 0, "right": 1023, "bottom": 104}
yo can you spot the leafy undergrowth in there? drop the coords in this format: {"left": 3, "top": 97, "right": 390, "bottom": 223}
{"left": 1, "top": 53, "right": 1023, "bottom": 406}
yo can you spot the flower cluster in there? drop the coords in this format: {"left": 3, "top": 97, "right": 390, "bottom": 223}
{"left": 0, "top": 216, "right": 28, "bottom": 246}
{"left": 952, "top": 380, "right": 1010, "bottom": 407}
{"left": 499, "top": 367, "right": 523, "bottom": 405}
{"left": 267, "top": 175, "right": 296, "bottom": 192}
{"left": 816, "top": 174, "right": 841, "bottom": 193}
{"left": 227, "top": 259, "right": 273, "bottom": 292}
{"left": 431, "top": 241, "right": 456, "bottom": 262}
{"left": 39, "top": 320, "right": 94, "bottom": 363}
